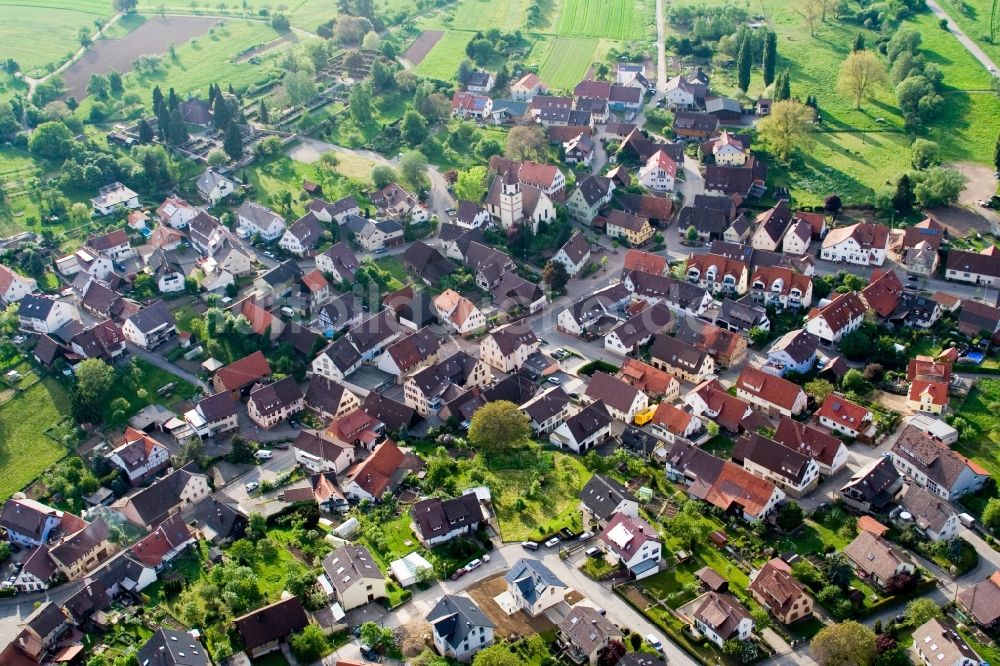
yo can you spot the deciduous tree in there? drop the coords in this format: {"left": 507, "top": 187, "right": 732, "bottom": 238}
{"left": 838, "top": 50, "right": 888, "bottom": 109}
{"left": 468, "top": 401, "right": 531, "bottom": 454}
{"left": 73, "top": 359, "right": 115, "bottom": 422}
{"left": 504, "top": 124, "right": 547, "bottom": 161}
{"left": 757, "top": 99, "right": 812, "bottom": 162}
{"left": 454, "top": 166, "right": 487, "bottom": 202}
{"left": 794, "top": 0, "right": 823, "bottom": 36}
{"left": 811, "top": 622, "right": 877, "bottom": 666}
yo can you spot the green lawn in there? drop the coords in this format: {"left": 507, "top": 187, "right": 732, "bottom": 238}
{"left": 0, "top": 378, "right": 73, "bottom": 500}
{"left": 242, "top": 154, "right": 369, "bottom": 221}
{"left": 103, "top": 359, "right": 199, "bottom": 427}
{"left": 493, "top": 452, "right": 591, "bottom": 541}
{"left": 535, "top": 36, "right": 599, "bottom": 91}
{"left": 0, "top": 0, "right": 113, "bottom": 74}
{"left": 450, "top": 0, "right": 530, "bottom": 31}
{"left": 370, "top": 256, "right": 409, "bottom": 288}
{"left": 953, "top": 378, "right": 1000, "bottom": 476}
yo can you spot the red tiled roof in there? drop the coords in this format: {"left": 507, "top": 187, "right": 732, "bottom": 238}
{"left": 908, "top": 379, "right": 949, "bottom": 406}
{"left": 861, "top": 270, "right": 904, "bottom": 318}
{"left": 214, "top": 350, "right": 272, "bottom": 391}
{"left": 816, "top": 393, "right": 871, "bottom": 427}
{"left": 806, "top": 291, "right": 867, "bottom": 334}
{"left": 623, "top": 250, "right": 666, "bottom": 275}
{"left": 735, "top": 366, "right": 805, "bottom": 411}
{"left": 618, "top": 358, "right": 677, "bottom": 397}
{"left": 651, "top": 403, "right": 693, "bottom": 435}
{"left": 302, "top": 269, "right": 329, "bottom": 293}
{"left": 348, "top": 440, "right": 404, "bottom": 498}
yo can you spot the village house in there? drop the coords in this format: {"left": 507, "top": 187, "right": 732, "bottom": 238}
{"left": 322, "top": 543, "right": 387, "bottom": 610}
{"left": 108, "top": 428, "right": 170, "bottom": 484}
{"left": 121, "top": 300, "right": 176, "bottom": 349}
{"left": 293, "top": 429, "right": 355, "bottom": 475}
{"left": 638, "top": 149, "right": 677, "bottom": 191}
{"left": 844, "top": 530, "right": 914, "bottom": 590}
{"left": 664, "top": 440, "right": 785, "bottom": 521}
{"left": 749, "top": 558, "right": 814, "bottom": 625}
{"left": 566, "top": 174, "right": 614, "bottom": 223}
{"left": 343, "top": 439, "right": 407, "bottom": 501}
{"left": 650, "top": 334, "right": 716, "bottom": 383}
{"left": 958, "top": 572, "right": 1000, "bottom": 628}
{"left": 804, "top": 291, "right": 867, "bottom": 345}
{"left": 604, "top": 302, "right": 673, "bottom": 356}
{"left": 511, "top": 72, "right": 547, "bottom": 101}
{"left": 404, "top": 351, "right": 491, "bottom": 417}
{"left": 156, "top": 196, "right": 198, "bottom": 229}
{"left": 605, "top": 210, "right": 654, "bottom": 246}
{"left": 750, "top": 264, "right": 813, "bottom": 310}
{"left": 945, "top": 247, "right": 1000, "bottom": 287}
{"left": 685, "top": 253, "right": 749, "bottom": 295}
{"left": 480, "top": 322, "right": 540, "bottom": 372}
{"left": 279, "top": 211, "right": 326, "bottom": 257}
{"left": 552, "top": 231, "right": 592, "bottom": 277}
{"left": 674, "top": 316, "right": 747, "bottom": 369}
{"left": 118, "top": 463, "right": 211, "bottom": 530}
{"left": 559, "top": 605, "right": 623, "bottom": 665}
{"left": 372, "top": 182, "right": 429, "bottom": 222}
{"left": 505, "top": 558, "right": 568, "bottom": 616}
{"left": 196, "top": 169, "right": 237, "bottom": 204}
{"left": 427, "top": 595, "right": 495, "bottom": 661}
{"left": 404, "top": 241, "right": 457, "bottom": 287}
{"left": 896, "top": 484, "right": 960, "bottom": 542}
{"left": 315, "top": 241, "right": 360, "bottom": 284}
{"left": 600, "top": 512, "right": 662, "bottom": 579}
{"left": 582, "top": 372, "right": 649, "bottom": 423}
{"left": 138, "top": 629, "right": 210, "bottom": 666}
{"left": 734, "top": 365, "right": 807, "bottom": 417}
{"left": 816, "top": 393, "right": 876, "bottom": 440}
{"left": 820, "top": 222, "right": 890, "bottom": 266}
{"left": 672, "top": 111, "right": 718, "bottom": 140}
{"left": 913, "top": 618, "right": 982, "bottom": 666}
{"left": 650, "top": 402, "right": 703, "bottom": 443}
{"left": 889, "top": 424, "right": 989, "bottom": 500}
{"left": 184, "top": 391, "right": 239, "bottom": 439}
{"left": 452, "top": 91, "right": 493, "bottom": 120}
{"left": 733, "top": 432, "right": 821, "bottom": 497}
{"left": 782, "top": 219, "right": 813, "bottom": 256}
{"left": 550, "top": 400, "right": 614, "bottom": 452}
{"left": 751, "top": 201, "right": 792, "bottom": 252}
{"left": 618, "top": 358, "right": 680, "bottom": 402}
{"left": 247, "top": 377, "right": 303, "bottom": 429}
{"left": 705, "top": 131, "right": 749, "bottom": 166}
{"left": 233, "top": 597, "right": 309, "bottom": 659}
{"left": 304, "top": 375, "right": 361, "bottom": 420}
{"left": 411, "top": 493, "right": 487, "bottom": 547}
{"left": 681, "top": 592, "right": 753, "bottom": 648}
{"left": 213, "top": 350, "right": 272, "bottom": 398}
{"left": 772, "top": 416, "right": 849, "bottom": 476}
{"left": 958, "top": 300, "right": 1000, "bottom": 343}
{"left": 91, "top": 182, "right": 139, "bottom": 216}
{"left": 0, "top": 264, "right": 37, "bottom": 306}
{"left": 433, "top": 289, "right": 486, "bottom": 336}
{"left": 375, "top": 326, "right": 441, "bottom": 379}
{"left": 716, "top": 296, "right": 769, "bottom": 334}
{"left": 17, "top": 295, "right": 78, "bottom": 334}
{"left": 308, "top": 196, "right": 360, "bottom": 224}
{"left": 522, "top": 387, "right": 572, "bottom": 434}
{"left": 840, "top": 456, "right": 903, "bottom": 514}
{"left": 236, "top": 201, "right": 286, "bottom": 241}
{"left": 579, "top": 474, "right": 640, "bottom": 534}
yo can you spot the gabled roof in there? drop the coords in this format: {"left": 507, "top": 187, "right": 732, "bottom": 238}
{"left": 347, "top": 439, "right": 405, "bottom": 497}
{"left": 734, "top": 365, "right": 805, "bottom": 411}
{"left": 958, "top": 573, "right": 1000, "bottom": 626}
{"left": 773, "top": 416, "right": 844, "bottom": 467}
{"left": 505, "top": 558, "right": 566, "bottom": 604}
{"left": 214, "top": 350, "right": 272, "bottom": 391}
{"left": 138, "top": 628, "right": 210, "bottom": 666}
{"left": 844, "top": 530, "right": 908, "bottom": 581}
{"left": 892, "top": 424, "right": 988, "bottom": 490}
{"left": 805, "top": 291, "right": 867, "bottom": 334}
{"left": 689, "top": 592, "right": 751, "bottom": 641}
{"left": 768, "top": 328, "right": 819, "bottom": 365}
{"left": 558, "top": 231, "right": 591, "bottom": 265}
{"left": 822, "top": 222, "right": 890, "bottom": 252}
{"left": 129, "top": 514, "right": 192, "bottom": 567}
{"left": 748, "top": 558, "right": 808, "bottom": 618}
{"left": 584, "top": 372, "right": 644, "bottom": 414}
{"left": 233, "top": 597, "right": 309, "bottom": 651}
{"left": 411, "top": 494, "right": 484, "bottom": 541}
{"left": 947, "top": 248, "right": 1000, "bottom": 279}
{"left": 563, "top": 400, "right": 613, "bottom": 443}
{"left": 427, "top": 595, "right": 495, "bottom": 649}
{"left": 579, "top": 474, "right": 637, "bottom": 521}
{"left": 248, "top": 376, "right": 303, "bottom": 417}
{"left": 816, "top": 393, "right": 871, "bottom": 429}
{"left": 861, "top": 270, "right": 904, "bottom": 318}
{"left": 733, "top": 432, "right": 814, "bottom": 486}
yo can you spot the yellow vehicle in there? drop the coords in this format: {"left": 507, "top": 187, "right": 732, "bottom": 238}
{"left": 633, "top": 405, "right": 657, "bottom": 426}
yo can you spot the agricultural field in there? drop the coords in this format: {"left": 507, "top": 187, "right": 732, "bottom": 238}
{"left": 76, "top": 19, "right": 288, "bottom": 116}
{"left": 448, "top": 0, "right": 530, "bottom": 32}
{"left": 0, "top": 149, "right": 45, "bottom": 237}
{"left": 534, "top": 36, "right": 599, "bottom": 90}
{"left": 0, "top": 377, "right": 73, "bottom": 501}
{"left": 0, "top": 0, "right": 114, "bottom": 74}
{"left": 414, "top": 31, "right": 473, "bottom": 80}
{"left": 557, "top": 0, "right": 653, "bottom": 41}
{"left": 953, "top": 378, "right": 1000, "bottom": 476}
{"left": 134, "top": 0, "right": 340, "bottom": 32}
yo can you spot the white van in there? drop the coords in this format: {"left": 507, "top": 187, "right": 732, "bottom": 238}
{"left": 280, "top": 306, "right": 295, "bottom": 318}
{"left": 255, "top": 449, "right": 273, "bottom": 461}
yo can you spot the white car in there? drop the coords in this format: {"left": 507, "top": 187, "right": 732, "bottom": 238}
{"left": 646, "top": 634, "right": 663, "bottom": 650}
{"left": 579, "top": 531, "right": 594, "bottom": 541}
{"left": 464, "top": 558, "right": 483, "bottom": 572}
{"left": 245, "top": 481, "right": 260, "bottom": 493}
{"left": 544, "top": 537, "right": 560, "bottom": 548}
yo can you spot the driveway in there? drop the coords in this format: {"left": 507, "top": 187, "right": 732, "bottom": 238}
{"left": 124, "top": 342, "right": 211, "bottom": 392}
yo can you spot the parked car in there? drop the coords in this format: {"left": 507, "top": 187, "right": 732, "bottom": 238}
{"left": 646, "top": 635, "right": 663, "bottom": 650}
{"left": 374, "top": 247, "right": 388, "bottom": 255}
{"left": 544, "top": 537, "right": 560, "bottom": 548}
{"left": 521, "top": 541, "right": 539, "bottom": 551}
{"left": 579, "top": 531, "right": 594, "bottom": 541}
{"left": 464, "top": 558, "right": 483, "bottom": 572}
{"left": 584, "top": 546, "right": 601, "bottom": 558}
{"left": 547, "top": 377, "right": 562, "bottom": 385}
{"left": 245, "top": 481, "right": 260, "bottom": 492}
{"left": 255, "top": 449, "right": 273, "bottom": 461}
{"left": 450, "top": 568, "right": 467, "bottom": 581}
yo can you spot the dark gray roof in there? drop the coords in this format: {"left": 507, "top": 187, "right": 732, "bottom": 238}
{"left": 411, "top": 494, "right": 483, "bottom": 541}
{"left": 138, "top": 628, "right": 210, "bottom": 666}
{"left": 195, "top": 391, "right": 238, "bottom": 422}
{"left": 732, "top": 433, "right": 813, "bottom": 486}
{"left": 322, "top": 544, "right": 383, "bottom": 595}
{"left": 260, "top": 259, "right": 303, "bottom": 287}
{"left": 523, "top": 387, "right": 571, "bottom": 426}
{"left": 505, "top": 558, "right": 565, "bottom": 604}
{"left": 17, "top": 294, "right": 58, "bottom": 319}
{"left": 427, "top": 595, "right": 495, "bottom": 649}
{"left": 579, "top": 474, "right": 637, "bottom": 521}
{"left": 248, "top": 376, "right": 303, "bottom": 417}
{"left": 126, "top": 300, "right": 174, "bottom": 334}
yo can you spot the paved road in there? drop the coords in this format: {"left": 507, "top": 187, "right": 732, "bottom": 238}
{"left": 124, "top": 342, "right": 211, "bottom": 392}
{"left": 326, "top": 543, "right": 699, "bottom": 666}
{"left": 0, "top": 581, "right": 82, "bottom": 648}
{"left": 925, "top": 0, "right": 1000, "bottom": 77}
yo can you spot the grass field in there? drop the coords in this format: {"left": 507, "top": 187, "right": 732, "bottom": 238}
{"left": 556, "top": 0, "right": 652, "bottom": 41}
{"left": 243, "top": 154, "right": 370, "bottom": 219}
{"left": 0, "top": 0, "right": 113, "bottom": 74}
{"left": 925, "top": 0, "right": 1000, "bottom": 67}
{"left": 0, "top": 378, "right": 72, "bottom": 501}
{"left": 134, "top": 0, "right": 340, "bottom": 31}
{"left": 691, "top": 0, "right": 1000, "bottom": 205}
{"left": 535, "top": 36, "right": 599, "bottom": 90}
{"left": 414, "top": 31, "right": 471, "bottom": 80}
